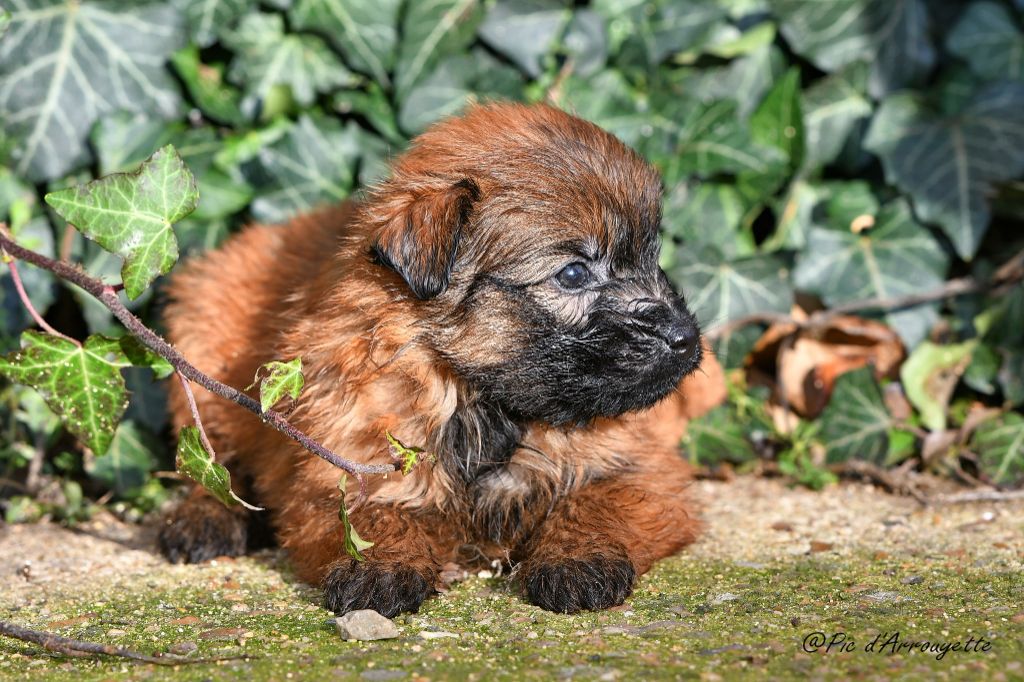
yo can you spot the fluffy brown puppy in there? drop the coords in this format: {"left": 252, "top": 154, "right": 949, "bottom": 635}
{"left": 159, "top": 103, "right": 725, "bottom": 615}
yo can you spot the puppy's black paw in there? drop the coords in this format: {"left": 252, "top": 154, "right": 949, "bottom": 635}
{"left": 522, "top": 554, "right": 636, "bottom": 613}
{"left": 323, "top": 561, "right": 433, "bottom": 617}
{"left": 158, "top": 497, "right": 249, "bottom": 564}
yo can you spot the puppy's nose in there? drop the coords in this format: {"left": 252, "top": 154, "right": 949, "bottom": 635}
{"left": 660, "top": 318, "right": 699, "bottom": 356}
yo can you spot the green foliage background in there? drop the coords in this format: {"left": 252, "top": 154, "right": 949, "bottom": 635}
{"left": 0, "top": 0, "right": 1023, "bottom": 517}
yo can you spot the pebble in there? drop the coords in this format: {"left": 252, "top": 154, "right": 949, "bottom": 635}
{"left": 334, "top": 610, "right": 400, "bottom": 641}
{"left": 419, "top": 630, "right": 459, "bottom": 640}
{"left": 168, "top": 641, "right": 198, "bottom": 656}
{"left": 901, "top": 575, "right": 924, "bottom": 585}
{"left": 709, "top": 592, "right": 740, "bottom": 605}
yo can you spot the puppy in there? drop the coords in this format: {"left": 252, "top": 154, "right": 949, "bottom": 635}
{"left": 159, "top": 103, "right": 725, "bottom": 615}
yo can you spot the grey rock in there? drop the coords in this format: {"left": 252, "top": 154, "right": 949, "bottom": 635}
{"left": 334, "top": 610, "right": 400, "bottom": 641}
{"left": 710, "top": 592, "right": 740, "bottom": 605}
{"left": 901, "top": 575, "right": 924, "bottom": 585}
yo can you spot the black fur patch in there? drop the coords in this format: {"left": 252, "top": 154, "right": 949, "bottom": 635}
{"left": 522, "top": 554, "right": 636, "bottom": 613}
{"left": 322, "top": 561, "right": 433, "bottom": 617}
{"left": 158, "top": 500, "right": 251, "bottom": 564}
{"left": 437, "top": 399, "right": 522, "bottom": 482}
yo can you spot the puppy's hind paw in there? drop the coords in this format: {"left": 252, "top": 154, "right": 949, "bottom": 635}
{"left": 158, "top": 495, "right": 249, "bottom": 564}
{"left": 323, "top": 561, "right": 433, "bottom": 618}
{"left": 521, "top": 554, "right": 636, "bottom": 613}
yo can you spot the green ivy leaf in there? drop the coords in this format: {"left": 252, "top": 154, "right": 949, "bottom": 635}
{"left": 900, "top": 341, "right": 976, "bottom": 432}
{"left": 683, "top": 405, "right": 757, "bottom": 466}
{"left": 385, "top": 431, "right": 433, "bottom": 476}
{"left": 794, "top": 199, "right": 948, "bottom": 347}
{"left": 223, "top": 13, "right": 359, "bottom": 120}
{"left": 87, "top": 420, "right": 159, "bottom": 495}
{"left": 479, "top": 1, "right": 571, "bottom": 78}
{"left": 246, "top": 115, "right": 361, "bottom": 223}
{"left": 750, "top": 67, "right": 805, "bottom": 172}
{"left": 171, "top": 46, "right": 246, "bottom": 127}
{"left": 0, "top": 1, "right": 185, "bottom": 182}
{"left": 395, "top": 0, "right": 483, "bottom": 99}
{"left": 172, "top": 0, "right": 254, "bottom": 48}
{"left": 290, "top": 0, "right": 402, "bottom": 88}
{"left": 819, "top": 367, "right": 890, "bottom": 465}
{"left": 253, "top": 358, "right": 304, "bottom": 413}
{"left": 801, "top": 64, "right": 872, "bottom": 172}
{"left": 947, "top": 2, "right": 1024, "bottom": 82}
{"left": 176, "top": 426, "right": 261, "bottom": 510}
{"left": 594, "top": 0, "right": 726, "bottom": 67}
{"left": 669, "top": 244, "right": 793, "bottom": 328}
{"left": 338, "top": 475, "right": 374, "bottom": 561}
{"left": 864, "top": 83, "right": 1024, "bottom": 260}
{"left": 661, "top": 181, "right": 756, "bottom": 258}
{"left": 0, "top": 332, "right": 134, "bottom": 455}
{"left": 971, "top": 412, "right": 1024, "bottom": 486}
{"left": 774, "top": 0, "right": 935, "bottom": 98}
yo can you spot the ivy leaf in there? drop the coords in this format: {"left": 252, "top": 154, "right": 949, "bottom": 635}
{"left": 171, "top": 46, "right": 246, "bottom": 127}
{"left": 478, "top": 1, "right": 571, "bottom": 78}
{"left": 86, "top": 420, "right": 159, "bottom": 495}
{"left": 819, "top": 367, "right": 890, "bottom": 465}
{"left": 44, "top": 146, "right": 198, "bottom": 299}
{"left": 338, "top": 475, "right": 374, "bottom": 561}
{"left": 683, "top": 405, "right": 757, "bottom": 466}
{"left": 900, "top": 341, "right": 976, "bottom": 432}
{"left": 661, "top": 181, "right": 756, "bottom": 258}
{"left": 971, "top": 412, "right": 1024, "bottom": 486}
{"left": 176, "top": 426, "right": 261, "bottom": 510}
{"left": 246, "top": 115, "right": 361, "bottom": 223}
{"left": 794, "top": 199, "right": 948, "bottom": 347}
{"left": 594, "top": 0, "right": 726, "bottom": 67}
{"left": 864, "top": 83, "right": 1024, "bottom": 260}
{"left": 395, "top": 0, "right": 483, "bottom": 99}
{"left": 669, "top": 244, "right": 793, "bottom": 328}
{"left": 223, "top": 13, "right": 359, "bottom": 120}
{"left": 172, "top": 0, "right": 254, "bottom": 48}
{"left": 0, "top": 0, "right": 185, "bottom": 182}
{"left": 947, "top": 2, "right": 1024, "bottom": 82}
{"left": 801, "top": 64, "right": 872, "bottom": 172}
{"left": 253, "top": 358, "right": 304, "bottom": 413}
{"left": 290, "top": 0, "right": 402, "bottom": 88}
{"left": 749, "top": 67, "right": 805, "bottom": 172}
{"left": 386, "top": 431, "right": 433, "bottom": 476}
{"left": 774, "top": 0, "right": 935, "bottom": 98}
{"left": 0, "top": 332, "right": 133, "bottom": 455}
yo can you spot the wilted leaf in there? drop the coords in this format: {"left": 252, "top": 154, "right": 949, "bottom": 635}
{"left": 254, "top": 358, "right": 304, "bottom": 413}
{"left": 45, "top": 146, "right": 198, "bottom": 299}
{"left": 774, "top": 0, "right": 935, "bottom": 98}
{"left": 947, "top": 2, "right": 1024, "bottom": 82}
{"left": 176, "top": 426, "right": 260, "bottom": 509}
{"left": 0, "top": 0, "right": 185, "bottom": 181}
{"left": 670, "top": 244, "right": 793, "bottom": 328}
{"left": 247, "top": 115, "right": 360, "bottom": 223}
{"left": 87, "top": 420, "right": 159, "bottom": 495}
{"left": 173, "top": 0, "right": 254, "bottom": 47}
{"left": 290, "top": 0, "right": 402, "bottom": 87}
{"left": 385, "top": 431, "right": 433, "bottom": 476}
{"left": 0, "top": 332, "right": 135, "bottom": 455}
{"left": 971, "top": 412, "right": 1024, "bottom": 486}
{"left": 223, "top": 13, "right": 358, "bottom": 119}
{"left": 395, "top": 0, "right": 483, "bottom": 99}
{"left": 683, "top": 405, "right": 757, "bottom": 465}
{"left": 338, "top": 475, "right": 374, "bottom": 561}
{"left": 865, "top": 83, "right": 1024, "bottom": 259}
{"left": 794, "top": 199, "right": 948, "bottom": 347}
{"left": 479, "top": 1, "right": 570, "bottom": 78}
{"left": 819, "top": 366, "right": 890, "bottom": 464}
{"left": 900, "top": 341, "right": 975, "bottom": 432}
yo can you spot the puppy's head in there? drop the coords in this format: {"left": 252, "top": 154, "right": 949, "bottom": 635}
{"left": 365, "top": 103, "right": 701, "bottom": 425}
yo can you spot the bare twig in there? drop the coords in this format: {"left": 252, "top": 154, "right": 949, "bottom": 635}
{"left": 929, "top": 489, "right": 1024, "bottom": 505}
{"left": 1, "top": 247, "right": 80, "bottom": 347}
{"left": 0, "top": 229, "right": 398, "bottom": 478}
{"left": 176, "top": 370, "right": 217, "bottom": 459}
{"left": 835, "top": 460, "right": 928, "bottom": 505}
{"left": 0, "top": 619, "right": 246, "bottom": 666}
{"left": 706, "top": 249, "right": 1024, "bottom": 341}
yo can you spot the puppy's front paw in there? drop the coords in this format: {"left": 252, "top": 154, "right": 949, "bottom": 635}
{"left": 521, "top": 554, "right": 636, "bottom": 613}
{"left": 323, "top": 561, "right": 433, "bottom": 617}
{"left": 158, "top": 496, "right": 249, "bottom": 564}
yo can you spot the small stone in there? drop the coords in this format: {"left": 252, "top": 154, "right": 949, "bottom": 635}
{"left": 334, "top": 610, "right": 400, "bottom": 641}
{"left": 419, "top": 630, "right": 459, "bottom": 640}
{"left": 710, "top": 592, "right": 740, "bottom": 605}
{"left": 863, "top": 591, "right": 902, "bottom": 603}
{"left": 105, "top": 629, "right": 126, "bottom": 637}
{"left": 168, "top": 641, "right": 198, "bottom": 656}
{"left": 901, "top": 575, "right": 924, "bottom": 585}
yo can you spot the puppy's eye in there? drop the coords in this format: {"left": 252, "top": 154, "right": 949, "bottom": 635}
{"left": 555, "top": 262, "right": 592, "bottom": 290}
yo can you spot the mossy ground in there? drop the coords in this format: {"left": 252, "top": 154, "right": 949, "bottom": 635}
{"left": 2, "top": 478, "right": 1022, "bottom": 681}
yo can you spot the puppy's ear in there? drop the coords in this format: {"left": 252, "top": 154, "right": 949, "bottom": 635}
{"left": 370, "top": 178, "right": 480, "bottom": 299}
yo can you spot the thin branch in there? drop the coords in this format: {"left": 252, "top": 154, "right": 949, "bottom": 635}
{"left": 176, "top": 370, "right": 217, "bottom": 460}
{"left": 0, "top": 230, "right": 398, "bottom": 478}
{"left": 1, "top": 248, "right": 80, "bottom": 347}
{"left": 928, "top": 489, "right": 1024, "bottom": 505}
{"left": 0, "top": 619, "right": 246, "bottom": 666}
{"left": 706, "top": 248, "right": 1024, "bottom": 341}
